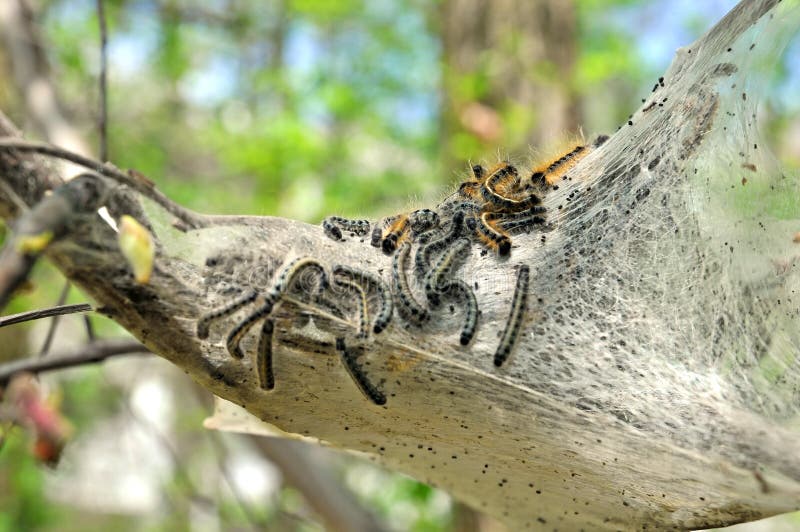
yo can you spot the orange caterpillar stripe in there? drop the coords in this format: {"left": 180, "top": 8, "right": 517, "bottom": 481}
{"left": 381, "top": 214, "right": 410, "bottom": 253}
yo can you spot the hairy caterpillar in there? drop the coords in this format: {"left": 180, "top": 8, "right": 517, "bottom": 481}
{"left": 494, "top": 265, "right": 530, "bottom": 367}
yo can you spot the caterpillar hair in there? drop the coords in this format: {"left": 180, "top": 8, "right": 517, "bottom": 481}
{"left": 197, "top": 289, "right": 257, "bottom": 339}
{"left": 494, "top": 265, "right": 530, "bottom": 367}
{"left": 393, "top": 243, "right": 429, "bottom": 323}
{"left": 256, "top": 319, "right": 275, "bottom": 390}
{"left": 332, "top": 265, "right": 393, "bottom": 334}
{"left": 476, "top": 212, "right": 512, "bottom": 256}
{"left": 335, "top": 337, "right": 387, "bottom": 405}
{"left": 439, "top": 278, "right": 478, "bottom": 346}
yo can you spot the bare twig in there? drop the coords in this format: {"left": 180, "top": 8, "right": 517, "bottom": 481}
{"left": 0, "top": 137, "right": 203, "bottom": 228}
{"left": 0, "top": 338, "right": 148, "bottom": 387}
{"left": 38, "top": 282, "right": 71, "bottom": 355}
{"left": 96, "top": 0, "right": 108, "bottom": 162}
{"left": 0, "top": 302, "right": 92, "bottom": 329}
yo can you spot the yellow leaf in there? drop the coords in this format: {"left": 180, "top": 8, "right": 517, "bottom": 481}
{"left": 118, "top": 215, "right": 155, "bottom": 284}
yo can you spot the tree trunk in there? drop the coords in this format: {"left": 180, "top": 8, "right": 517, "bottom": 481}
{"left": 0, "top": 1, "right": 798, "bottom": 529}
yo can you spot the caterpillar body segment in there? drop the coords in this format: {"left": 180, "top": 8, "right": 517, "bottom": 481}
{"left": 530, "top": 134, "right": 609, "bottom": 186}
{"left": 415, "top": 209, "right": 466, "bottom": 276}
{"left": 409, "top": 208, "right": 440, "bottom": 235}
{"left": 371, "top": 215, "right": 399, "bottom": 248}
{"left": 224, "top": 257, "right": 327, "bottom": 359}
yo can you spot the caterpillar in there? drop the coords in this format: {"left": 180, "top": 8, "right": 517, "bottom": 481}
{"left": 415, "top": 209, "right": 466, "bottom": 276}
{"left": 392, "top": 243, "right": 429, "bottom": 323}
{"left": 332, "top": 265, "right": 393, "bottom": 334}
{"left": 494, "top": 264, "right": 530, "bottom": 367}
{"left": 322, "top": 216, "right": 371, "bottom": 241}
{"left": 335, "top": 337, "right": 386, "bottom": 405}
{"left": 381, "top": 214, "right": 410, "bottom": 253}
{"left": 439, "top": 278, "right": 478, "bottom": 346}
{"left": 530, "top": 135, "right": 609, "bottom": 186}
{"left": 197, "top": 289, "right": 257, "bottom": 339}
{"left": 480, "top": 163, "right": 541, "bottom": 212}
{"left": 476, "top": 212, "right": 512, "bottom": 256}
{"left": 256, "top": 319, "right": 275, "bottom": 390}
{"left": 409, "top": 208, "right": 440, "bottom": 235}
{"left": 424, "top": 237, "right": 471, "bottom": 307}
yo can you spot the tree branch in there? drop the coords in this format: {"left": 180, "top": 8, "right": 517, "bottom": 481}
{"left": 0, "top": 339, "right": 149, "bottom": 386}
{"left": 0, "top": 0, "right": 797, "bottom": 530}
{"left": 0, "top": 302, "right": 92, "bottom": 328}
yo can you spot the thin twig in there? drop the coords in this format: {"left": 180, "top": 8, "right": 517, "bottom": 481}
{"left": 0, "top": 138, "right": 203, "bottom": 229}
{"left": 0, "top": 338, "right": 148, "bottom": 386}
{"left": 91, "top": 0, "right": 107, "bottom": 344}
{"left": 38, "top": 282, "right": 71, "bottom": 356}
{"left": 0, "top": 302, "right": 92, "bottom": 329}
{"left": 96, "top": 0, "right": 108, "bottom": 162}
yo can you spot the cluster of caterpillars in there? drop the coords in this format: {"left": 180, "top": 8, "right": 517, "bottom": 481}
{"left": 198, "top": 257, "right": 395, "bottom": 405}
{"left": 197, "top": 136, "right": 605, "bottom": 405}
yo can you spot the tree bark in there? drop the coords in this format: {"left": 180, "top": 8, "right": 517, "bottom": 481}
{"left": 0, "top": 0, "right": 798, "bottom": 529}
